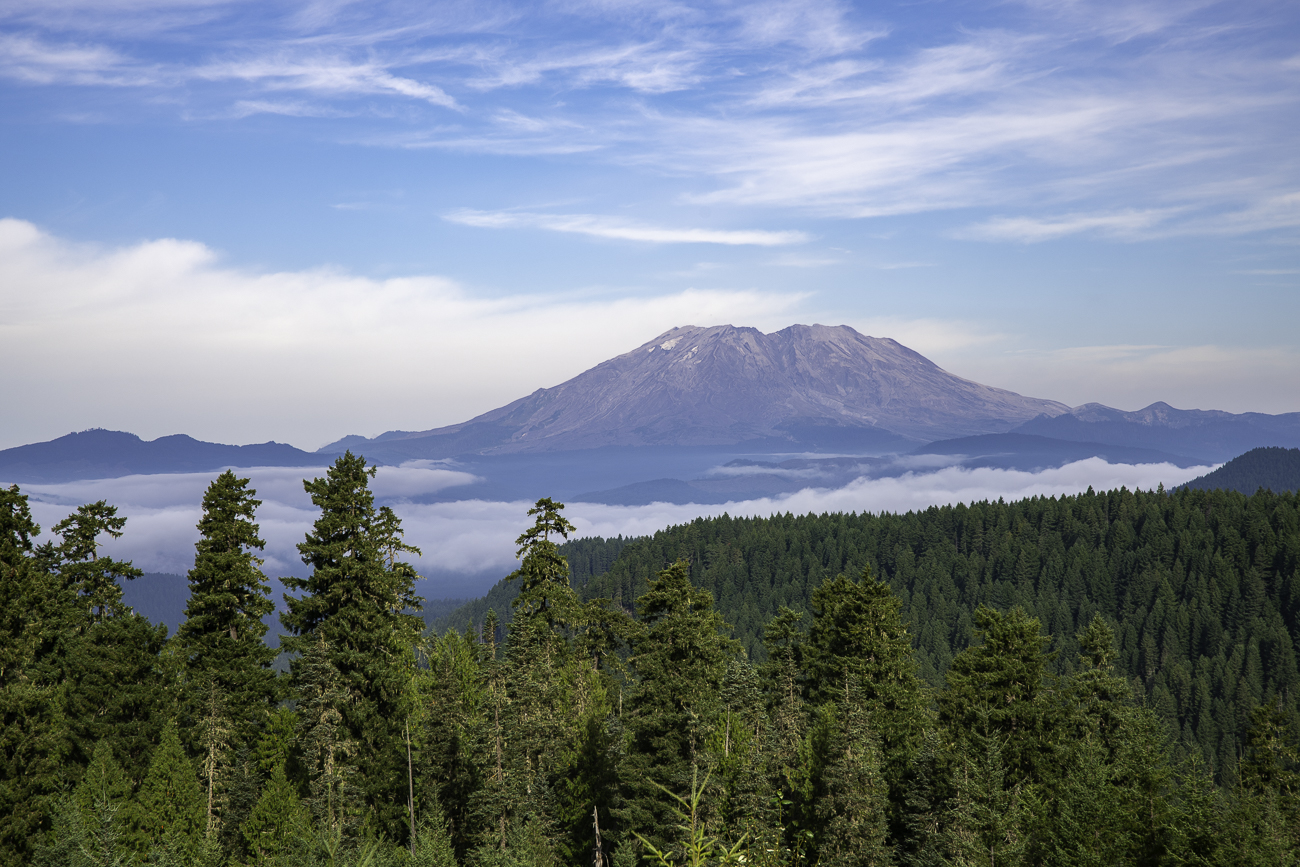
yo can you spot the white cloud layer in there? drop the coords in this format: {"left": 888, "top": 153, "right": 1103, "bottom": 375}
{"left": 8, "top": 457, "right": 1213, "bottom": 599}
{"left": 0, "top": 218, "right": 807, "bottom": 449}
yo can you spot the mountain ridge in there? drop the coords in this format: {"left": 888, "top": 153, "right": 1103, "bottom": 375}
{"left": 324, "top": 324, "right": 1070, "bottom": 457}
{"left": 0, "top": 429, "right": 325, "bottom": 484}
{"left": 1013, "top": 401, "right": 1300, "bottom": 462}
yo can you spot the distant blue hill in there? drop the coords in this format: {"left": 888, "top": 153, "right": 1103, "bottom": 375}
{"left": 1013, "top": 402, "right": 1300, "bottom": 463}
{"left": 0, "top": 428, "right": 325, "bottom": 483}
{"left": 1180, "top": 447, "right": 1300, "bottom": 495}
{"left": 910, "top": 433, "right": 1205, "bottom": 470}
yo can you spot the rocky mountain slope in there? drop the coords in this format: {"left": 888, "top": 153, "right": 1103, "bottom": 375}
{"left": 330, "top": 324, "right": 1070, "bottom": 458}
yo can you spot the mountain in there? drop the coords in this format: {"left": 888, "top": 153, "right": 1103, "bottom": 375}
{"left": 324, "top": 324, "right": 1070, "bottom": 459}
{"left": 0, "top": 429, "right": 324, "bottom": 484}
{"left": 909, "top": 433, "right": 1205, "bottom": 470}
{"left": 1013, "top": 402, "right": 1300, "bottom": 463}
{"left": 1181, "top": 446, "right": 1300, "bottom": 494}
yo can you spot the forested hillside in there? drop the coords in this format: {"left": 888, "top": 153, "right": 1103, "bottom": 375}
{"left": 3, "top": 459, "right": 1299, "bottom": 867}
{"left": 448, "top": 486, "right": 1300, "bottom": 787}
{"left": 1183, "top": 446, "right": 1300, "bottom": 495}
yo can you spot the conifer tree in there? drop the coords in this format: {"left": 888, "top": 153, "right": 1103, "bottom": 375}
{"left": 242, "top": 761, "right": 310, "bottom": 866}
{"left": 809, "top": 677, "right": 891, "bottom": 867}
{"left": 938, "top": 606, "right": 1055, "bottom": 789}
{"left": 621, "top": 560, "right": 741, "bottom": 853}
{"left": 758, "top": 607, "right": 808, "bottom": 857}
{"left": 39, "top": 739, "right": 134, "bottom": 867}
{"left": 941, "top": 722, "right": 1026, "bottom": 867}
{"left": 804, "top": 568, "right": 929, "bottom": 766}
{"left": 508, "top": 498, "right": 578, "bottom": 628}
{"left": 413, "top": 626, "right": 488, "bottom": 861}
{"left": 296, "top": 636, "right": 361, "bottom": 840}
{"left": 43, "top": 501, "right": 141, "bottom": 622}
{"left": 0, "top": 485, "right": 70, "bottom": 864}
{"left": 134, "top": 721, "right": 206, "bottom": 862}
{"left": 176, "top": 471, "right": 277, "bottom": 750}
{"left": 73, "top": 740, "right": 133, "bottom": 844}
{"left": 29, "top": 500, "right": 168, "bottom": 784}
{"left": 804, "top": 567, "right": 929, "bottom": 844}
{"left": 282, "top": 452, "right": 424, "bottom": 839}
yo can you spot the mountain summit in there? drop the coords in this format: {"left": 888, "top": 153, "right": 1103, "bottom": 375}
{"left": 331, "top": 324, "right": 1069, "bottom": 457}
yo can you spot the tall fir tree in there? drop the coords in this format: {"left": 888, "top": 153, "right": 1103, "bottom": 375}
{"left": 497, "top": 498, "right": 583, "bottom": 856}
{"left": 621, "top": 560, "right": 742, "bottom": 854}
{"left": 176, "top": 471, "right": 277, "bottom": 751}
{"left": 26, "top": 500, "right": 168, "bottom": 788}
{"left": 0, "top": 485, "right": 72, "bottom": 865}
{"left": 803, "top": 567, "right": 930, "bottom": 834}
{"left": 296, "top": 636, "right": 361, "bottom": 841}
{"left": 36, "top": 739, "right": 134, "bottom": 867}
{"left": 809, "top": 677, "right": 892, "bottom": 867}
{"left": 937, "top": 606, "right": 1056, "bottom": 790}
{"left": 281, "top": 452, "right": 424, "bottom": 840}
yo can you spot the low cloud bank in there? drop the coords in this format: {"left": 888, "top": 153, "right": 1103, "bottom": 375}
{"left": 8, "top": 458, "right": 1211, "bottom": 599}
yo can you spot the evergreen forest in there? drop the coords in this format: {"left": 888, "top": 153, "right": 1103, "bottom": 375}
{"left": 3, "top": 453, "right": 1300, "bottom": 867}
{"left": 1182, "top": 447, "right": 1300, "bottom": 496}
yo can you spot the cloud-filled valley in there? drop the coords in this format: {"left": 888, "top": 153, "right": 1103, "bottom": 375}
{"left": 11, "top": 457, "right": 1212, "bottom": 600}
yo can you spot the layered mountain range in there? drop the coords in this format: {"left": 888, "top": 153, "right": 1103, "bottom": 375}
{"left": 4, "top": 324, "right": 1300, "bottom": 494}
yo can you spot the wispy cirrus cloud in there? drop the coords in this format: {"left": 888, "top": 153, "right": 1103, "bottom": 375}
{"left": 194, "top": 55, "right": 460, "bottom": 108}
{"left": 3, "top": 1, "right": 1298, "bottom": 242}
{"left": 958, "top": 207, "right": 1185, "bottom": 242}
{"left": 444, "top": 209, "right": 809, "bottom": 246}
{"left": 0, "top": 33, "right": 156, "bottom": 85}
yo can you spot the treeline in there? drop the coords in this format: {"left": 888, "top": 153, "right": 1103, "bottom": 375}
{"left": 2, "top": 458, "right": 1299, "bottom": 867}
{"left": 555, "top": 486, "right": 1300, "bottom": 786}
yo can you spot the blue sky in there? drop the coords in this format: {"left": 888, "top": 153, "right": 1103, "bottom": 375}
{"left": 2, "top": 0, "right": 1299, "bottom": 450}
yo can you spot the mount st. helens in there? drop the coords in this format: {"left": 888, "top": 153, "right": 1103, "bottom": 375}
{"left": 326, "top": 324, "right": 1069, "bottom": 460}
{"left": 4, "top": 323, "right": 1300, "bottom": 493}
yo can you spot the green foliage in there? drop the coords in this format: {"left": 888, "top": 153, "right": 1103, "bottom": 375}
{"left": 0, "top": 486, "right": 72, "bottom": 865}
{"left": 409, "top": 812, "right": 458, "bottom": 867}
{"left": 176, "top": 471, "right": 277, "bottom": 751}
{"left": 633, "top": 770, "right": 747, "bottom": 867}
{"left": 296, "top": 636, "right": 362, "bottom": 840}
{"left": 1183, "top": 446, "right": 1300, "bottom": 495}
{"left": 807, "top": 681, "right": 891, "bottom": 867}
{"left": 282, "top": 452, "right": 425, "bottom": 840}
{"left": 581, "top": 487, "right": 1300, "bottom": 782}
{"left": 242, "top": 761, "right": 311, "bottom": 866}
{"left": 622, "top": 560, "right": 742, "bottom": 852}
{"left": 134, "top": 721, "right": 206, "bottom": 861}
{"left": 804, "top": 567, "right": 930, "bottom": 818}
{"left": 938, "top": 606, "right": 1055, "bottom": 788}
{"left": 36, "top": 740, "right": 134, "bottom": 867}
{"left": 44, "top": 501, "right": 143, "bottom": 622}
{"left": 10, "top": 481, "right": 1300, "bottom": 866}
